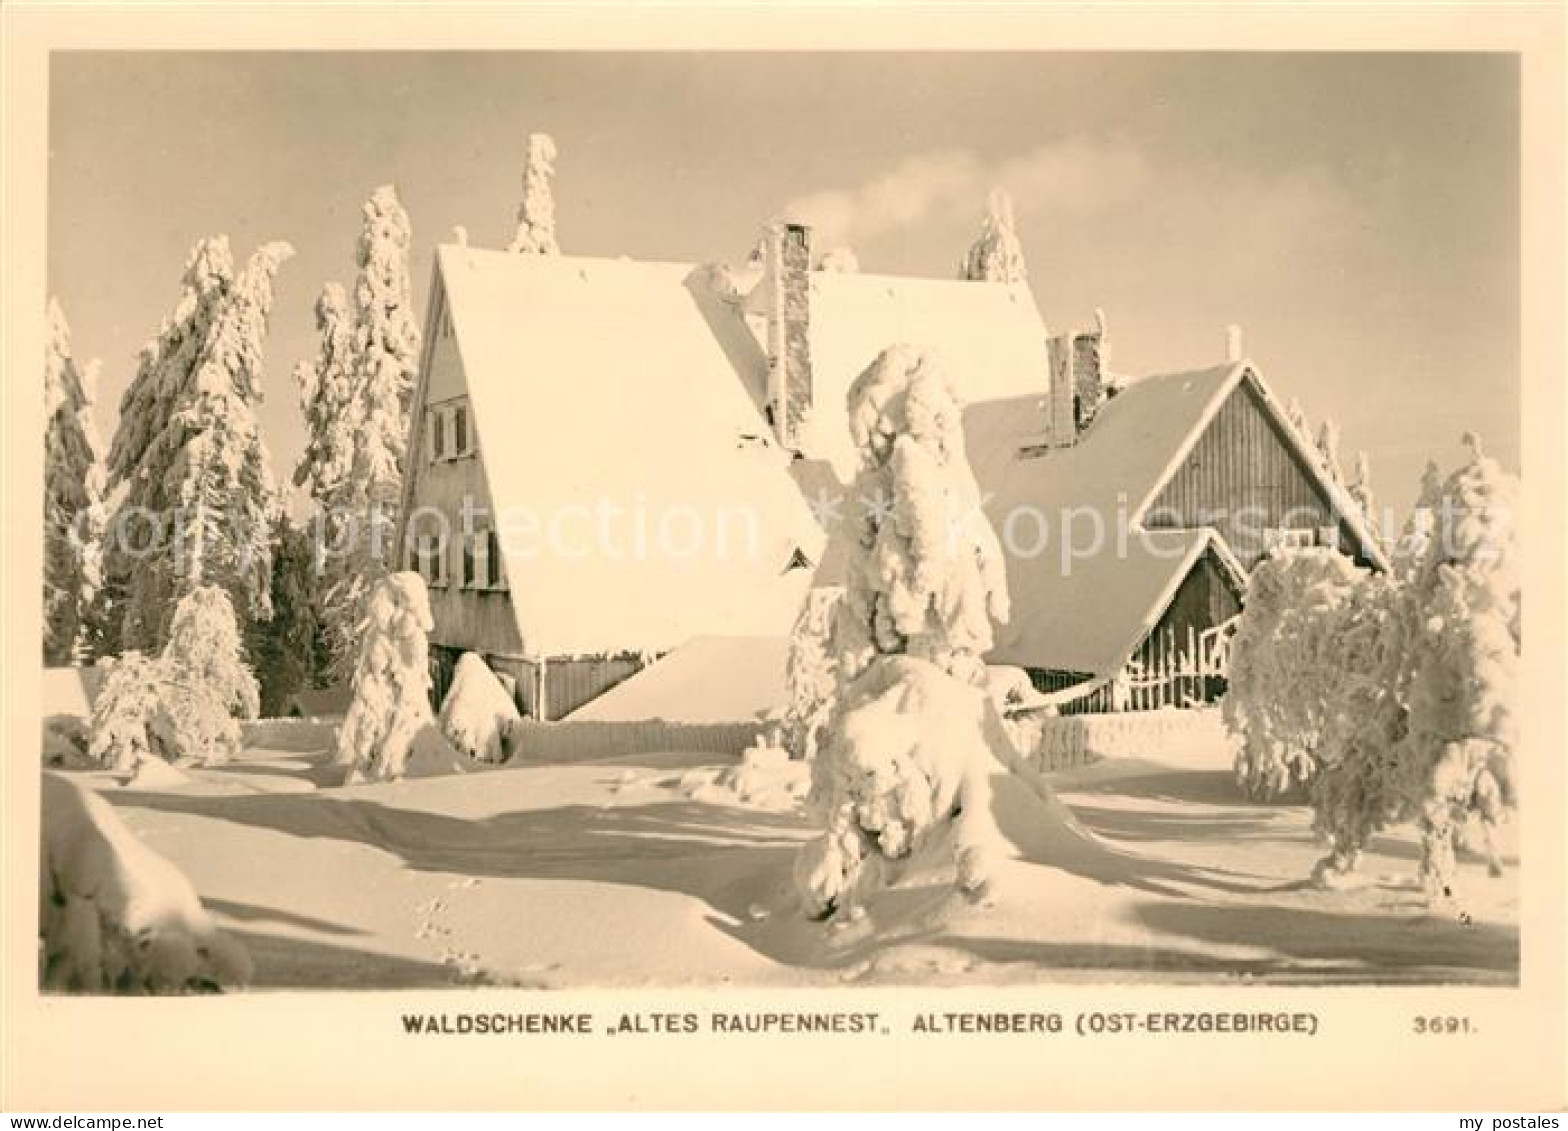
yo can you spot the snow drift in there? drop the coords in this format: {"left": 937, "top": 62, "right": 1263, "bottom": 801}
{"left": 39, "top": 773, "right": 250, "bottom": 994}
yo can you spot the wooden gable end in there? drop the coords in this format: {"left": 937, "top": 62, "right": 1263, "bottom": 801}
{"left": 1143, "top": 377, "right": 1379, "bottom": 568}
{"left": 398, "top": 274, "right": 526, "bottom": 660}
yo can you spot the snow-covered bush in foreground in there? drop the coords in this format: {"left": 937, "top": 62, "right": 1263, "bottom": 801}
{"left": 86, "top": 587, "right": 259, "bottom": 772}
{"left": 1224, "top": 549, "right": 1378, "bottom": 801}
{"left": 439, "top": 652, "right": 520, "bottom": 763}
{"left": 337, "top": 572, "right": 452, "bottom": 782}
{"left": 1397, "top": 437, "right": 1519, "bottom": 898}
{"left": 1223, "top": 439, "right": 1520, "bottom": 900}
{"left": 40, "top": 773, "right": 250, "bottom": 993}
{"left": 87, "top": 652, "right": 166, "bottom": 773}
{"left": 794, "top": 344, "right": 1014, "bottom": 918}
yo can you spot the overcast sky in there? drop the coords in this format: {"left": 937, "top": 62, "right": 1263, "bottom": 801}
{"left": 48, "top": 52, "right": 1518, "bottom": 517}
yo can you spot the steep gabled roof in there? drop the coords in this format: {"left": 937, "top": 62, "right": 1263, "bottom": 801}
{"left": 965, "top": 359, "right": 1390, "bottom": 571}
{"left": 420, "top": 246, "right": 1058, "bottom": 658}
{"left": 432, "top": 246, "right": 823, "bottom": 658}
{"left": 989, "top": 527, "right": 1246, "bottom": 676}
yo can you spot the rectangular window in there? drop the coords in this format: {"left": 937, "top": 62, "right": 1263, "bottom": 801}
{"left": 453, "top": 404, "right": 470, "bottom": 456}
{"left": 419, "top": 533, "right": 447, "bottom": 588}
{"left": 486, "top": 529, "right": 507, "bottom": 591}
{"left": 1263, "top": 528, "right": 1315, "bottom": 553}
{"left": 461, "top": 532, "right": 478, "bottom": 589}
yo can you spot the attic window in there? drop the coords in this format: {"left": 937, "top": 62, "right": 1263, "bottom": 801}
{"left": 783, "top": 547, "right": 813, "bottom": 574}
{"left": 452, "top": 404, "right": 470, "bottom": 456}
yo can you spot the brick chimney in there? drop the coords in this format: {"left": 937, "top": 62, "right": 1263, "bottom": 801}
{"left": 1044, "top": 309, "right": 1108, "bottom": 446}
{"left": 747, "top": 222, "right": 815, "bottom": 449}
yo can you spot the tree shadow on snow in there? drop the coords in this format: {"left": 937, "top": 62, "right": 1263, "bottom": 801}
{"left": 1135, "top": 900, "right": 1519, "bottom": 980}
{"left": 109, "top": 788, "right": 810, "bottom": 929}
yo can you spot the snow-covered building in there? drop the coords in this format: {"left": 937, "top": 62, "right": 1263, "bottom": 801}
{"left": 397, "top": 225, "right": 1053, "bottom": 718}
{"left": 398, "top": 223, "right": 1385, "bottom": 718}
{"left": 968, "top": 358, "right": 1389, "bottom": 709}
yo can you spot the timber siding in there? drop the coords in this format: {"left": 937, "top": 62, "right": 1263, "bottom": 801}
{"left": 1144, "top": 379, "right": 1373, "bottom": 567}
{"left": 403, "top": 292, "right": 526, "bottom": 659}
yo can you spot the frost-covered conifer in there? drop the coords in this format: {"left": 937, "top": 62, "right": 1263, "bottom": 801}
{"left": 1398, "top": 434, "right": 1519, "bottom": 898}
{"left": 304, "top": 186, "right": 422, "bottom": 678}
{"left": 251, "top": 517, "right": 327, "bottom": 717}
{"left": 40, "top": 772, "right": 251, "bottom": 993}
{"left": 43, "top": 298, "right": 106, "bottom": 665}
{"left": 336, "top": 572, "right": 440, "bottom": 782}
{"left": 794, "top": 345, "right": 1015, "bottom": 917}
{"left": 1392, "top": 459, "right": 1443, "bottom": 578}
{"left": 103, "top": 237, "right": 291, "bottom": 654}
{"left": 162, "top": 585, "right": 259, "bottom": 728}
{"left": 508, "top": 133, "right": 560, "bottom": 255}
{"left": 779, "top": 586, "right": 843, "bottom": 761}
{"left": 1285, "top": 397, "right": 1310, "bottom": 439}
{"left": 293, "top": 283, "right": 357, "bottom": 505}
{"left": 87, "top": 652, "right": 167, "bottom": 773}
{"left": 958, "top": 188, "right": 1027, "bottom": 284}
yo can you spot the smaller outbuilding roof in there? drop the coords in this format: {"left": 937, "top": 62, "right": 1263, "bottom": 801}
{"left": 988, "top": 527, "right": 1245, "bottom": 676}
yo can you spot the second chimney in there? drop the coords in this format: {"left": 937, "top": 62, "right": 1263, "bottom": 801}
{"left": 761, "top": 222, "right": 814, "bottom": 450}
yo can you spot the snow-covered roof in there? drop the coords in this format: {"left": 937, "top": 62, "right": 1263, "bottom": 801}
{"left": 434, "top": 246, "right": 824, "bottom": 658}
{"left": 988, "top": 527, "right": 1245, "bottom": 675}
{"left": 562, "top": 635, "right": 789, "bottom": 724}
{"left": 427, "top": 245, "right": 1055, "bottom": 659}
{"left": 967, "top": 362, "right": 1242, "bottom": 533}
{"left": 804, "top": 271, "right": 1051, "bottom": 476}
{"left": 965, "top": 360, "right": 1390, "bottom": 572}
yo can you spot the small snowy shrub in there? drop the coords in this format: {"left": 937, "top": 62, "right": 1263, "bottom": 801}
{"left": 795, "top": 344, "right": 1014, "bottom": 918}
{"left": 336, "top": 572, "right": 443, "bottom": 782}
{"left": 40, "top": 772, "right": 251, "bottom": 993}
{"left": 87, "top": 652, "right": 166, "bottom": 773}
{"left": 439, "top": 652, "right": 520, "bottom": 763}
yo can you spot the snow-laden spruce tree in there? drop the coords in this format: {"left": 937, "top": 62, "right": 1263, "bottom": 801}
{"left": 293, "top": 283, "right": 357, "bottom": 508}
{"left": 779, "top": 586, "right": 844, "bottom": 761}
{"left": 959, "top": 188, "right": 1027, "bottom": 284}
{"left": 251, "top": 516, "right": 326, "bottom": 717}
{"left": 1391, "top": 459, "right": 1443, "bottom": 578}
{"left": 103, "top": 236, "right": 292, "bottom": 655}
{"left": 40, "top": 772, "right": 251, "bottom": 993}
{"left": 508, "top": 133, "right": 560, "bottom": 255}
{"left": 794, "top": 344, "right": 1017, "bottom": 917}
{"left": 438, "top": 652, "right": 520, "bottom": 763}
{"left": 158, "top": 584, "right": 258, "bottom": 765}
{"left": 1348, "top": 450, "right": 1381, "bottom": 541}
{"left": 1314, "top": 418, "right": 1344, "bottom": 484}
{"left": 1397, "top": 434, "right": 1520, "bottom": 898}
{"left": 1285, "top": 396, "right": 1310, "bottom": 439}
{"left": 43, "top": 297, "right": 107, "bottom": 665}
{"left": 339, "top": 186, "right": 421, "bottom": 676}
{"left": 336, "top": 572, "right": 440, "bottom": 782}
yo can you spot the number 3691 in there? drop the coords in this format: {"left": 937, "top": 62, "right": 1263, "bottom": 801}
{"left": 1413, "top": 1016, "right": 1473, "bottom": 1034}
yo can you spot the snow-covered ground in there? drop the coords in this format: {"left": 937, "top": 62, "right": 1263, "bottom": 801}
{"left": 49, "top": 720, "right": 1518, "bottom": 990}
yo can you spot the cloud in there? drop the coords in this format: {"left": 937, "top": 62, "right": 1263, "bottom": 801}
{"left": 780, "top": 137, "right": 1150, "bottom": 248}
